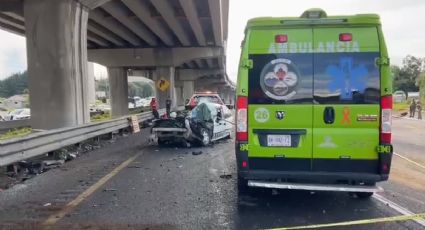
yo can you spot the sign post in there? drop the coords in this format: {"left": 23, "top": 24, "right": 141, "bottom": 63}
{"left": 129, "top": 115, "right": 140, "bottom": 133}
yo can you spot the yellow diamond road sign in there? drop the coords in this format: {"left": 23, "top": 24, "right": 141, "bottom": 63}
{"left": 157, "top": 79, "right": 170, "bottom": 92}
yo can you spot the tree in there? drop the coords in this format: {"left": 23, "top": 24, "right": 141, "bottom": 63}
{"left": 417, "top": 71, "right": 425, "bottom": 102}
{"left": 0, "top": 71, "right": 28, "bottom": 98}
{"left": 393, "top": 55, "right": 424, "bottom": 93}
{"left": 95, "top": 78, "right": 109, "bottom": 92}
{"left": 127, "top": 81, "right": 154, "bottom": 98}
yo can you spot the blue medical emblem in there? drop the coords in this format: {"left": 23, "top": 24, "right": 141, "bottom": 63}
{"left": 326, "top": 57, "right": 368, "bottom": 100}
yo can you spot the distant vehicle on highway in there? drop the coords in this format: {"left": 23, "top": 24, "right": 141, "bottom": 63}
{"left": 235, "top": 9, "right": 392, "bottom": 198}
{"left": 4, "top": 108, "right": 31, "bottom": 121}
{"left": 129, "top": 96, "right": 153, "bottom": 108}
{"left": 393, "top": 91, "right": 406, "bottom": 103}
{"left": 185, "top": 92, "right": 225, "bottom": 110}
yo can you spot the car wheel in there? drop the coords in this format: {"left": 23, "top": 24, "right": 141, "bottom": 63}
{"left": 158, "top": 138, "right": 166, "bottom": 146}
{"left": 182, "top": 140, "right": 191, "bottom": 148}
{"left": 355, "top": 192, "right": 374, "bottom": 199}
{"left": 200, "top": 128, "right": 211, "bottom": 146}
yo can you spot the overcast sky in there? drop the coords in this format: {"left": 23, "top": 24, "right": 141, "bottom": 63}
{"left": 1, "top": 0, "right": 425, "bottom": 81}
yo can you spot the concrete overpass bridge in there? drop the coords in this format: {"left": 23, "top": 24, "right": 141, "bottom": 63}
{"left": 0, "top": 0, "right": 234, "bottom": 130}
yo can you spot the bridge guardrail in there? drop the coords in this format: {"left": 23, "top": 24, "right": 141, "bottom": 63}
{"left": 0, "top": 107, "right": 180, "bottom": 167}
{"left": 0, "top": 119, "right": 31, "bottom": 132}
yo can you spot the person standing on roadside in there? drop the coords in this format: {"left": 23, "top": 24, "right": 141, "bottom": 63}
{"left": 410, "top": 99, "right": 416, "bottom": 118}
{"left": 417, "top": 101, "right": 422, "bottom": 120}
{"left": 150, "top": 97, "right": 159, "bottom": 119}
{"left": 166, "top": 97, "right": 172, "bottom": 117}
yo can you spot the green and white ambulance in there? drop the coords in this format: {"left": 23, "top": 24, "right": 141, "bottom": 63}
{"left": 235, "top": 9, "right": 393, "bottom": 198}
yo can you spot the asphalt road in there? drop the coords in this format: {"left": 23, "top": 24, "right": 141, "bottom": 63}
{"left": 0, "top": 118, "right": 424, "bottom": 230}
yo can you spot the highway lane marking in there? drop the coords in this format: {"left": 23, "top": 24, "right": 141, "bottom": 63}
{"left": 372, "top": 193, "right": 425, "bottom": 227}
{"left": 265, "top": 213, "right": 425, "bottom": 230}
{"left": 42, "top": 152, "right": 142, "bottom": 226}
{"left": 394, "top": 152, "right": 425, "bottom": 171}
{"left": 266, "top": 190, "right": 425, "bottom": 229}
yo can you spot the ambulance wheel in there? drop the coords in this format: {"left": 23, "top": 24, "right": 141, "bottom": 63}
{"left": 200, "top": 128, "right": 211, "bottom": 146}
{"left": 355, "top": 192, "right": 373, "bottom": 199}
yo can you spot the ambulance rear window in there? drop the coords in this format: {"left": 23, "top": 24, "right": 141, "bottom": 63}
{"left": 313, "top": 53, "right": 380, "bottom": 104}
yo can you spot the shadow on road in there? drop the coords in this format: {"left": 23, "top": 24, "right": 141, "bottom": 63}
{"left": 234, "top": 189, "right": 401, "bottom": 230}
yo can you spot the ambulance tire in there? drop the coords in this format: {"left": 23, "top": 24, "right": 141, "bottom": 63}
{"left": 356, "top": 192, "right": 374, "bottom": 199}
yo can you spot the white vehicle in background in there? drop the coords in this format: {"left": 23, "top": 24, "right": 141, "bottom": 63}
{"left": 140, "top": 98, "right": 151, "bottom": 107}
{"left": 4, "top": 108, "right": 31, "bottom": 121}
{"left": 393, "top": 91, "right": 406, "bottom": 103}
{"left": 128, "top": 102, "right": 135, "bottom": 109}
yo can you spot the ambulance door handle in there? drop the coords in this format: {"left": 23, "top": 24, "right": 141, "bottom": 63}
{"left": 324, "top": 107, "right": 335, "bottom": 124}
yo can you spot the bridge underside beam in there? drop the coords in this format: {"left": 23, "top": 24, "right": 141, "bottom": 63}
{"left": 88, "top": 47, "right": 224, "bottom": 68}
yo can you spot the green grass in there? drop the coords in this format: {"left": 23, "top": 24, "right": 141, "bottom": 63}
{"left": 95, "top": 100, "right": 107, "bottom": 105}
{"left": 0, "top": 127, "right": 33, "bottom": 140}
{"left": 393, "top": 103, "right": 409, "bottom": 112}
{"left": 91, "top": 112, "right": 111, "bottom": 122}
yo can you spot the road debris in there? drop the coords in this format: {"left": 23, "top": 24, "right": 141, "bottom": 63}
{"left": 43, "top": 203, "right": 52, "bottom": 207}
{"left": 43, "top": 160, "right": 65, "bottom": 166}
{"left": 127, "top": 165, "right": 142, "bottom": 169}
{"left": 103, "top": 188, "right": 117, "bottom": 192}
{"left": 0, "top": 133, "right": 131, "bottom": 191}
{"left": 219, "top": 174, "right": 232, "bottom": 179}
{"left": 192, "top": 151, "right": 203, "bottom": 155}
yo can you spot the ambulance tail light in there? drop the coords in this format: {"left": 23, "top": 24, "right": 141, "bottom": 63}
{"left": 275, "top": 34, "right": 288, "bottom": 43}
{"left": 236, "top": 96, "right": 248, "bottom": 141}
{"left": 380, "top": 95, "right": 392, "bottom": 144}
{"left": 339, "top": 33, "right": 352, "bottom": 42}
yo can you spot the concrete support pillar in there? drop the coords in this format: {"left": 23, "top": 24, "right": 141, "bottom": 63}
{"left": 87, "top": 62, "right": 96, "bottom": 105}
{"left": 182, "top": 81, "right": 195, "bottom": 103}
{"left": 107, "top": 67, "right": 129, "bottom": 118}
{"left": 154, "top": 67, "right": 176, "bottom": 109}
{"left": 24, "top": 0, "right": 90, "bottom": 129}
{"left": 174, "top": 86, "right": 184, "bottom": 106}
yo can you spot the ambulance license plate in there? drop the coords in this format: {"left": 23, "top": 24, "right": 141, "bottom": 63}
{"left": 267, "top": 135, "right": 291, "bottom": 147}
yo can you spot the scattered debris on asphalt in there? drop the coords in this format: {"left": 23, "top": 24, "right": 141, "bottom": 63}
{"left": 192, "top": 151, "right": 203, "bottom": 155}
{"left": 0, "top": 132, "right": 128, "bottom": 191}
{"left": 43, "top": 203, "right": 51, "bottom": 207}
{"left": 127, "top": 165, "right": 142, "bottom": 169}
{"left": 43, "top": 160, "right": 65, "bottom": 167}
{"left": 103, "top": 188, "right": 118, "bottom": 192}
{"left": 219, "top": 174, "right": 232, "bottom": 179}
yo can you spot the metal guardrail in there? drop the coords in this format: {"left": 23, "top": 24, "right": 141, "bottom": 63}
{"left": 0, "top": 119, "right": 31, "bottom": 132}
{"left": 0, "top": 108, "right": 178, "bottom": 167}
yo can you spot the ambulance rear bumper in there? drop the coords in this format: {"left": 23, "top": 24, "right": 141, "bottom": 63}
{"left": 247, "top": 180, "right": 383, "bottom": 193}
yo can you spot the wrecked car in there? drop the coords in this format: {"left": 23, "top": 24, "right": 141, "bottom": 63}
{"left": 151, "top": 102, "right": 233, "bottom": 147}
